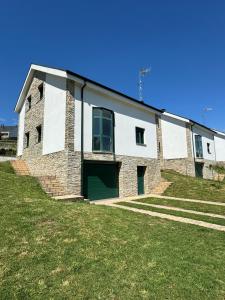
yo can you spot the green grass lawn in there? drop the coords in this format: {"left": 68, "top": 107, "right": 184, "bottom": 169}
{"left": 162, "top": 170, "right": 225, "bottom": 202}
{"left": 117, "top": 201, "right": 225, "bottom": 227}
{"left": 1, "top": 162, "right": 225, "bottom": 299}
{"left": 135, "top": 197, "right": 225, "bottom": 215}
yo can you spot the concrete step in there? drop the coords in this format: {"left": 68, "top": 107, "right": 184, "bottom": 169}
{"left": 53, "top": 194, "right": 84, "bottom": 202}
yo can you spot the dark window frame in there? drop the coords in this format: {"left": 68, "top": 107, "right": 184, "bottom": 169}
{"left": 25, "top": 132, "right": 30, "bottom": 148}
{"left": 36, "top": 125, "right": 42, "bottom": 144}
{"left": 136, "top": 127, "right": 145, "bottom": 145}
{"left": 92, "top": 107, "right": 114, "bottom": 153}
{"left": 195, "top": 134, "right": 203, "bottom": 158}
{"left": 38, "top": 83, "right": 44, "bottom": 100}
{"left": 207, "top": 142, "right": 211, "bottom": 154}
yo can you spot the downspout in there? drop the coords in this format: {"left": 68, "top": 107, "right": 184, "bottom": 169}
{"left": 80, "top": 81, "right": 87, "bottom": 197}
{"left": 191, "top": 123, "right": 196, "bottom": 176}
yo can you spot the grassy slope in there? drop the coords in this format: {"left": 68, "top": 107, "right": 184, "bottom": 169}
{"left": 1, "top": 163, "right": 225, "bottom": 299}
{"left": 162, "top": 170, "right": 225, "bottom": 202}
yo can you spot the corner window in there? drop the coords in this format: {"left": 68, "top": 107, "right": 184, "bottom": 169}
{"left": 207, "top": 142, "right": 211, "bottom": 154}
{"left": 92, "top": 108, "right": 114, "bottom": 152}
{"left": 36, "top": 125, "right": 42, "bottom": 143}
{"left": 25, "top": 132, "right": 30, "bottom": 148}
{"left": 27, "top": 96, "right": 32, "bottom": 111}
{"left": 195, "top": 135, "right": 203, "bottom": 158}
{"left": 38, "top": 83, "right": 44, "bottom": 100}
{"left": 136, "top": 127, "right": 145, "bottom": 145}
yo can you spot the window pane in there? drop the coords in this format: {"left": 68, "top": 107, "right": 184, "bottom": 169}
{"left": 93, "top": 136, "right": 101, "bottom": 151}
{"left": 93, "top": 118, "right": 100, "bottom": 135}
{"left": 102, "top": 109, "right": 112, "bottom": 119}
{"left": 102, "top": 118, "right": 111, "bottom": 136}
{"left": 102, "top": 137, "right": 111, "bottom": 152}
{"left": 93, "top": 108, "right": 101, "bottom": 117}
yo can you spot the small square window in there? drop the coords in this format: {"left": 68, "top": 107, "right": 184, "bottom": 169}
{"left": 136, "top": 127, "right": 145, "bottom": 145}
{"left": 207, "top": 143, "right": 211, "bottom": 154}
{"left": 27, "top": 96, "right": 32, "bottom": 110}
{"left": 25, "top": 132, "right": 30, "bottom": 148}
{"left": 36, "top": 125, "right": 42, "bottom": 143}
{"left": 38, "top": 83, "right": 44, "bottom": 100}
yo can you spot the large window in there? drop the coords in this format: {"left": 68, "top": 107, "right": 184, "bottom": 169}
{"left": 195, "top": 135, "right": 203, "bottom": 158}
{"left": 136, "top": 127, "right": 145, "bottom": 145}
{"left": 93, "top": 108, "right": 114, "bottom": 152}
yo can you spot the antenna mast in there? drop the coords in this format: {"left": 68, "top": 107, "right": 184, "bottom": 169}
{"left": 139, "top": 67, "right": 151, "bottom": 102}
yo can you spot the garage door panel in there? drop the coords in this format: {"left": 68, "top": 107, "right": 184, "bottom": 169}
{"left": 83, "top": 162, "right": 119, "bottom": 200}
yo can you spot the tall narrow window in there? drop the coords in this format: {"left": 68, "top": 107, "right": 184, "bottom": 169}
{"left": 25, "top": 132, "right": 30, "bottom": 148}
{"left": 207, "top": 142, "right": 211, "bottom": 154}
{"left": 136, "top": 127, "right": 145, "bottom": 145}
{"left": 27, "top": 96, "right": 32, "bottom": 111}
{"left": 36, "top": 125, "right": 42, "bottom": 143}
{"left": 38, "top": 83, "right": 44, "bottom": 100}
{"left": 195, "top": 135, "right": 203, "bottom": 158}
{"left": 93, "top": 108, "right": 114, "bottom": 152}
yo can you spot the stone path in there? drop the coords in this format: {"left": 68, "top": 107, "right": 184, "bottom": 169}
{"left": 131, "top": 200, "right": 225, "bottom": 219}
{"left": 149, "top": 194, "right": 225, "bottom": 207}
{"left": 93, "top": 195, "right": 225, "bottom": 232}
{"left": 108, "top": 203, "right": 225, "bottom": 232}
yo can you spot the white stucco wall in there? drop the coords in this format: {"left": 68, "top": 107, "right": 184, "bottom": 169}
{"left": 43, "top": 74, "right": 66, "bottom": 155}
{"left": 192, "top": 126, "right": 216, "bottom": 161}
{"left": 17, "top": 103, "right": 25, "bottom": 156}
{"left": 161, "top": 115, "right": 188, "bottom": 159}
{"left": 215, "top": 134, "right": 225, "bottom": 161}
{"left": 74, "top": 86, "right": 158, "bottom": 158}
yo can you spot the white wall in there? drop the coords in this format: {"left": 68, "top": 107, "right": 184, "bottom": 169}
{"left": 215, "top": 134, "right": 225, "bottom": 161}
{"left": 43, "top": 74, "right": 66, "bottom": 155}
{"left": 192, "top": 126, "right": 216, "bottom": 160}
{"left": 17, "top": 102, "right": 25, "bottom": 156}
{"left": 74, "top": 86, "right": 158, "bottom": 158}
{"left": 161, "top": 115, "right": 188, "bottom": 159}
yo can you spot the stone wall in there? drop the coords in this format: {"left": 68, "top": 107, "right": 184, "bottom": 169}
{"left": 82, "top": 151, "right": 161, "bottom": 198}
{"left": 162, "top": 158, "right": 195, "bottom": 177}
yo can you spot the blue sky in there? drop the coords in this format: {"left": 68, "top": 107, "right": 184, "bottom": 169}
{"left": 0, "top": 0, "right": 225, "bottom": 130}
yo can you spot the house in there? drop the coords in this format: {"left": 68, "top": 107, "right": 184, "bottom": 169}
{"left": 0, "top": 125, "right": 17, "bottom": 140}
{"left": 160, "top": 111, "right": 195, "bottom": 177}
{"left": 214, "top": 130, "right": 225, "bottom": 166}
{"left": 0, "top": 125, "right": 18, "bottom": 157}
{"left": 15, "top": 64, "right": 162, "bottom": 200}
{"left": 160, "top": 111, "right": 218, "bottom": 179}
{"left": 191, "top": 121, "right": 216, "bottom": 179}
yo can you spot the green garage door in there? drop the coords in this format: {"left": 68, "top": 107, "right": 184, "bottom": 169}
{"left": 83, "top": 162, "right": 119, "bottom": 200}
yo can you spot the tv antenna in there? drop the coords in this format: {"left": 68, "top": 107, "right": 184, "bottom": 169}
{"left": 139, "top": 67, "right": 151, "bottom": 102}
{"left": 202, "top": 107, "right": 213, "bottom": 124}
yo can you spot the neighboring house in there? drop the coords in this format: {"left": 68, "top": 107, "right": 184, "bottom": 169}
{"left": 160, "top": 111, "right": 218, "bottom": 179}
{"left": 160, "top": 111, "right": 195, "bottom": 177}
{"left": 0, "top": 125, "right": 17, "bottom": 140}
{"left": 191, "top": 122, "right": 216, "bottom": 179}
{"left": 0, "top": 125, "right": 18, "bottom": 157}
{"left": 15, "top": 64, "right": 162, "bottom": 200}
{"left": 214, "top": 130, "right": 225, "bottom": 166}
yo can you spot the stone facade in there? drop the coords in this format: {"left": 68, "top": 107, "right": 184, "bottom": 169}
{"left": 195, "top": 158, "right": 218, "bottom": 180}
{"left": 19, "top": 73, "right": 161, "bottom": 198}
{"left": 82, "top": 151, "right": 161, "bottom": 198}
